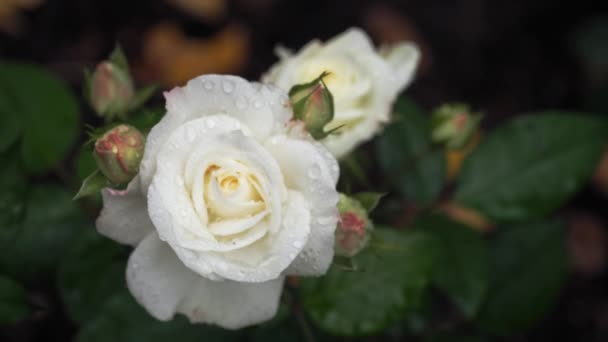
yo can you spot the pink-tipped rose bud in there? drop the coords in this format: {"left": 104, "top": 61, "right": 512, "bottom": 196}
{"left": 335, "top": 193, "right": 373, "bottom": 257}
{"left": 94, "top": 124, "right": 144, "bottom": 184}
{"left": 289, "top": 72, "right": 335, "bottom": 140}
{"left": 431, "top": 103, "right": 482, "bottom": 150}
{"left": 90, "top": 61, "right": 134, "bottom": 118}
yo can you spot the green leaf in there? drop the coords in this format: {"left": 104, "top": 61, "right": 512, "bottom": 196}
{"left": 58, "top": 228, "right": 128, "bottom": 324}
{"left": 300, "top": 228, "right": 439, "bottom": 336}
{"left": 0, "top": 147, "right": 27, "bottom": 246}
{"left": 0, "top": 184, "right": 84, "bottom": 282}
{"left": 455, "top": 113, "right": 606, "bottom": 221}
{"left": 413, "top": 214, "right": 489, "bottom": 318}
{"left": 476, "top": 221, "right": 566, "bottom": 335}
{"left": 75, "top": 147, "right": 97, "bottom": 182}
{"left": 128, "top": 84, "right": 158, "bottom": 111}
{"left": 74, "top": 170, "right": 110, "bottom": 200}
{"left": 76, "top": 291, "right": 240, "bottom": 342}
{"left": 376, "top": 97, "right": 445, "bottom": 205}
{"left": 426, "top": 334, "right": 488, "bottom": 342}
{"left": 0, "top": 63, "right": 79, "bottom": 174}
{"left": 352, "top": 192, "right": 385, "bottom": 212}
{"left": 0, "top": 92, "right": 22, "bottom": 152}
{"left": 0, "top": 275, "right": 30, "bottom": 324}
{"left": 126, "top": 107, "right": 165, "bottom": 134}
{"left": 109, "top": 45, "right": 130, "bottom": 74}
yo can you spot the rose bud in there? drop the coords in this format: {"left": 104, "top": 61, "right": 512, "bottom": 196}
{"left": 94, "top": 124, "right": 144, "bottom": 184}
{"left": 90, "top": 61, "right": 134, "bottom": 118}
{"left": 335, "top": 193, "right": 373, "bottom": 257}
{"left": 431, "top": 103, "right": 482, "bottom": 150}
{"left": 289, "top": 72, "right": 335, "bottom": 140}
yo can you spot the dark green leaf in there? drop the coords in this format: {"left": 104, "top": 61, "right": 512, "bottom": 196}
{"left": 426, "top": 334, "right": 488, "bottom": 342}
{"left": 476, "top": 221, "right": 566, "bottom": 335}
{"left": 0, "top": 275, "right": 30, "bottom": 324}
{"left": 75, "top": 147, "right": 97, "bottom": 182}
{"left": 74, "top": 170, "right": 110, "bottom": 200}
{"left": 58, "top": 228, "right": 128, "bottom": 324}
{"left": 126, "top": 107, "right": 165, "bottom": 134}
{"left": 455, "top": 113, "right": 606, "bottom": 221}
{"left": 0, "top": 94, "right": 22, "bottom": 152}
{"left": 413, "top": 214, "right": 489, "bottom": 317}
{"left": 0, "top": 184, "right": 84, "bottom": 282}
{"left": 0, "top": 147, "right": 27, "bottom": 246}
{"left": 76, "top": 290, "right": 240, "bottom": 342}
{"left": 0, "top": 63, "right": 79, "bottom": 174}
{"left": 376, "top": 97, "right": 445, "bottom": 205}
{"left": 353, "top": 192, "right": 385, "bottom": 212}
{"left": 300, "top": 228, "right": 439, "bottom": 336}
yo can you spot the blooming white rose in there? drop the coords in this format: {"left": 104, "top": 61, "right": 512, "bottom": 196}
{"left": 263, "top": 27, "right": 420, "bottom": 158}
{"left": 96, "top": 75, "right": 340, "bottom": 329}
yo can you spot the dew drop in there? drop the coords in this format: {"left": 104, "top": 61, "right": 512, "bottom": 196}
{"left": 185, "top": 127, "right": 197, "bottom": 142}
{"left": 203, "top": 80, "right": 215, "bottom": 90}
{"left": 308, "top": 164, "right": 321, "bottom": 179}
{"left": 175, "top": 176, "right": 184, "bottom": 186}
{"left": 206, "top": 118, "right": 216, "bottom": 129}
{"left": 253, "top": 100, "right": 263, "bottom": 109}
{"left": 222, "top": 80, "right": 234, "bottom": 93}
{"left": 293, "top": 240, "right": 303, "bottom": 248}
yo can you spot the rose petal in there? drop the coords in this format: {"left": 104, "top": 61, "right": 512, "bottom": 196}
{"left": 126, "top": 233, "right": 198, "bottom": 320}
{"left": 139, "top": 75, "right": 291, "bottom": 195}
{"left": 382, "top": 42, "right": 421, "bottom": 91}
{"left": 266, "top": 135, "right": 339, "bottom": 276}
{"left": 96, "top": 176, "right": 153, "bottom": 246}
{"left": 177, "top": 276, "right": 285, "bottom": 329}
{"left": 195, "top": 190, "right": 311, "bottom": 282}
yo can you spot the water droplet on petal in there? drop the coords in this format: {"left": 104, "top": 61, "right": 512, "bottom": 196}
{"left": 204, "top": 80, "right": 215, "bottom": 90}
{"left": 308, "top": 164, "right": 321, "bottom": 179}
{"left": 185, "top": 127, "right": 197, "bottom": 142}
{"left": 253, "top": 100, "right": 263, "bottom": 109}
{"left": 206, "top": 118, "right": 216, "bottom": 129}
{"left": 293, "top": 240, "right": 303, "bottom": 248}
{"left": 222, "top": 80, "right": 234, "bottom": 93}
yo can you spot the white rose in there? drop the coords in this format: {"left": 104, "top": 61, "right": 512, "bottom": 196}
{"left": 96, "top": 75, "right": 340, "bottom": 329}
{"left": 263, "top": 27, "right": 420, "bottom": 158}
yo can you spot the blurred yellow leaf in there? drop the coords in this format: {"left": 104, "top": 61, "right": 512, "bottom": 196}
{"left": 141, "top": 22, "right": 249, "bottom": 87}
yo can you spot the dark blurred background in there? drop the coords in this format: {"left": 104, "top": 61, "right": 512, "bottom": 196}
{"left": 1, "top": 0, "right": 608, "bottom": 341}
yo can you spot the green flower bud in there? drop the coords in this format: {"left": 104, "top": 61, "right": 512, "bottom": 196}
{"left": 289, "top": 72, "right": 335, "bottom": 140}
{"left": 431, "top": 103, "right": 482, "bottom": 150}
{"left": 94, "top": 124, "right": 144, "bottom": 185}
{"left": 90, "top": 61, "right": 134, "bottom": 118}
{"left": 335, "top": 193, "right": 373, "bottom": 257}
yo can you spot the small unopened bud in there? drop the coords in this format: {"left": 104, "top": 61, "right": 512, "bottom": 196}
{"left": 90, "top": 61, "right": 134, "bottom": 118}
{"left": 94, "top": 124, "right": 144, "bottom": 184}
{"left": 335, "top": 194, "right": 373, "bottom": 257}
{"left": 289, "top": 72, "right": 335, "bottom": 140}
{"left": 431, "top": 103, "right": 482, "bottom": 150}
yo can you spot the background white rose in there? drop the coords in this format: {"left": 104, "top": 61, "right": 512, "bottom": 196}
{"left": 96, "top": 75, "right": 340, "bottom": 329}
{"left": 263, "top": 27, "right": 420, "bottom": 158}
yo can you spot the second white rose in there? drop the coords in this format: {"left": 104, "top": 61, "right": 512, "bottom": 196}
{"left": 263, "top": 27, "right": 420, "bottom": 158}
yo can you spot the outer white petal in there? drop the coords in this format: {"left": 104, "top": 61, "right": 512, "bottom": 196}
{"left": 178, "top": 276, "right": 285, "bottom": 330}
{"left": 382, "top": 42, "right": 421, "bottom": 91}
{"left": 139, "top": 75, "right": 291, "bottom": 195}
{"left": 126, "top": 233, "right": 198, "bottom": 321}
{"left": 324, "top": 27, "right": 375, "bottom": 55}
{"left": 266, "top": 135, "right": 339, "bottom": 276}
{"left": 96, "top": 176, "right": 153, "bottom": 246}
